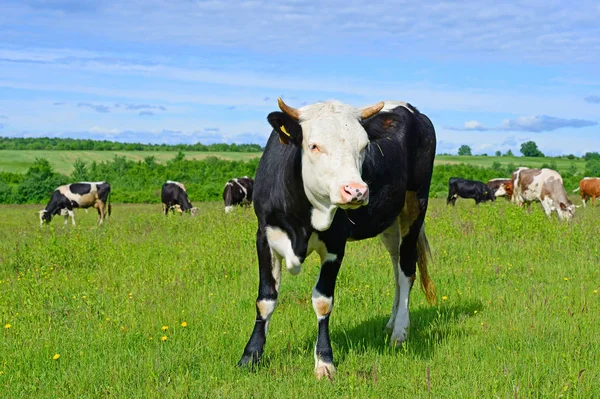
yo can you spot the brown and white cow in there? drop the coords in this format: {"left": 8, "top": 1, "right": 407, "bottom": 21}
{"left": 487, "top": 178, "right": 513, "bottom": 199}
{"left": 575, "top": 177, "right": 600, "bottom": 207}
{"left": 39, "top": 182, "right": 111, "bottom": 226}
{"left": 511, "top": 168, "right": 575, "bottom": 220}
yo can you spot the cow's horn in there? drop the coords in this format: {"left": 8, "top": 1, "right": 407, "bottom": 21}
{"left": 360, "top": 101, "right": 385, "bottom": 119}
{"left": 277, "top": 97, "right": 300, "bottom": 120}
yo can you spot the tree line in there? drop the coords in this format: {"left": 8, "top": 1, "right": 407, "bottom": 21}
{"left": 2, "top": 152, "right": 598, "bottom": 205}
{"left": 0, "top": 137, "right": 263, "bottom": 152}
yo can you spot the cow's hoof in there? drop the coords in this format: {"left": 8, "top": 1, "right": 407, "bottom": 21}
{"left": 237, "top": 352, "right": 261, "bottom": 369}
{"left": 314, "top": 360, "right": 336, "bottom": 381}
{"left": 390, "top": 331, "right": 408, "bottom": 347}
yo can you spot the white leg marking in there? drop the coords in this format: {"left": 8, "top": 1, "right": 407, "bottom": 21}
{"left": 265, "top": 226, "right": 302, "bottom": 275}
{"left": 256, "top": 299, "right": 276, "bottom": 335}
{"left": 224, "top": 205, "right": 234, "bottom": 213}
{"left": 312, "top": 289, "right": 333, "bottom": 320}
{"left": 314, "top": 353, "right": 336, "bottom": 380}
{"left": 379, "top": 222, "right": 400, "bottom": 331}
{"left": 270, "top": 248, "right": 282, "bottom": 292}
{"left": 582, "top": 198, "right": 587, "bottom": 208}
{"left": 391, "top": 272, "right": 413, "bottom": 345}
{"left": 69, "top": 210, "right": 76, "bottom": 226}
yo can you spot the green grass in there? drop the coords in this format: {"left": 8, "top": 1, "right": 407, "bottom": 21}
{"left": 0, "top": 150, "right": 261, "bottom": 174}
{"left": 435, "top": 155, "right": 585, "bottom": 172}
{"left": 1, "top": 200, "right": 599, "bottom": 397}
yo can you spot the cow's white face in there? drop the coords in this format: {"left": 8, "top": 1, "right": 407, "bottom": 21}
{"left": 270, "top": 99, "right": 384, "bottom": 231}
{"left": 299, "top": 102, "right": 372, "bottom": 230}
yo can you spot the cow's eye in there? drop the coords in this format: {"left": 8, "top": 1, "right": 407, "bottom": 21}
{"left": 309, "top": 144, "right": 320, "bottom": 153}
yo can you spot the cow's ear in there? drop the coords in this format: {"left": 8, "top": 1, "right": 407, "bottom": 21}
{"left": 560, "top": 202, "right": 567, "bottom": 210}
{"left": 362, "top": 113, "right": 403, "bottom": 141}
{"left": 267, "top": 112, "right": 302, "bottom": 146}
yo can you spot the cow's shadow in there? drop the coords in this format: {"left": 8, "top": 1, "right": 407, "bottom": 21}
{"left": 288, "top": 300, "right": 483, "bottom": 363}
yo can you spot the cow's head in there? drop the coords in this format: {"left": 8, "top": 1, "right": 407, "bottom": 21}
{"left": 190, "top": 207, "right": 199, "bottom": 217}
{"left": 557, "top": 201, "right": 576, "bottom": 221}
{"left": 38, "top": 209, "right": 51, "bottom": 225}
{"left": 268, "top": 98, "right": 384, "bottom": 230}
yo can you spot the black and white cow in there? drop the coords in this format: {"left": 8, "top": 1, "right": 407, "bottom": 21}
{"left": 237, "top": 98, "right": 437, "bottom": 379}
{"left": 446, "top": 177, "right": 495, "bottom": 206}
{"left": 223, "top": 176, "right": 254, "bottom": 212}
{"left": 161, "top": 181, "right": 198, "bottom": 216}
{"left": 39, "top": 182, "right": 111, "bottom": 226}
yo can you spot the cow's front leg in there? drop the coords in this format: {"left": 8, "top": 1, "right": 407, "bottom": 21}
{"left": 379, "top": 222, "right": 400, "bottom": 332}
{"left": 238, "top": 227, "right": 282, "bottom": 368}
{"left": 69, "top": 210, "right": 76, "bottom": 226}
{"left": 312, "top": 249, "right": 343, "bottom": 380}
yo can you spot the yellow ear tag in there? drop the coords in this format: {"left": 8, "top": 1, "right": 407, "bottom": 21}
{"left": 280, "top": 125, "right": 291, "bottom": 137}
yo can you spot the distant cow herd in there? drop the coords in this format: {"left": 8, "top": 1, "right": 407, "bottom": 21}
{"left": 447, "top": 167, "right": 594, "bottom": 221}
{"left": 38, "top": 177, "right": 255, "bottom": 225}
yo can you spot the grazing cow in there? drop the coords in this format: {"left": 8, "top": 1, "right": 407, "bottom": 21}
{"left": 161, "top": 181, "right": 198, "bottom": 216}
{"left": 487, "top": 178, "right": 513, "bottom": 199}
{"left": 39, "top": 182, "right": 111, "bottom": 226}
{"left": 223, "top": 176, "right": 254, "bottom": 213}
{"left": 237, "top": 98, "right": 437, "bottom": 379}
{"left": 511, "top": 167, "right": 575, "bottom": 220}
{"left": 446, "top": 178, "right": 495, "bottom": 206}
{"left": 574, "top": 177, "right": 600, "bottom": 207}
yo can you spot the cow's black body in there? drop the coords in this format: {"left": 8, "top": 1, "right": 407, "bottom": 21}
{"left": 446, "top": 177, "right": 495, "bottom": 205}
{"left": 238, "top": 104, "right": 436, "bottom": 372}
{"left": 161, "top": 182, "right": 194, "bottom": 215}
{"left": 223, "top": 177, "right": 254, "bottom": 211}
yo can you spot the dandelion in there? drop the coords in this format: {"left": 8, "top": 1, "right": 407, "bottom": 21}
{"left": 149, "top": 336, "right": 153, "bottom": 340}
{"left": 53, "top": 354, "right": 60, "bottom": 360}
{"left": 442, "top": 296, "right": 448, "bottom": 301}
{"left": 594, "top": 290, "right": 598, "bottom": 294}
{"left": 4, "top": 324, "right": 11, "bottom": 329}
{"left": 181, "top": 322, "right": 188, "bottom": 327}
{"left": 473, "top": 310, "right": 478, "bottom": 315}
{"left": 161, "top": 336, "right": 167, "bottom": 342}
{"left": 564, "top": 277, "right": 569, "bottom": 281}
{"left": 162, "top": 326, "right": 168, "bottom": 331}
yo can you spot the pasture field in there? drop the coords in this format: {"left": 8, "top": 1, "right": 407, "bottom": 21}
{"left": 434, "top": 155, "right": 586, "bottom": 172}
{"left": 0, "top": 151, "right": 588, "bottom": 176}
{"left": 1, "top": 200, "right": 598, "bottom": 397}
{"left": 0, "top": 150, "right": 262, "bottom": 174}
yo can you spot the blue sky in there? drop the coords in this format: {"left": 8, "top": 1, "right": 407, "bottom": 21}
{"left": 1, "top": 0, "right": 599, "bottom": 155}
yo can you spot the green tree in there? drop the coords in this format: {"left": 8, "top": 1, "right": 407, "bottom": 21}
{"left": 504, "top": 149, "right": 514, "bottom": 157}
{"left": 71, "top": 158, "right": 89, "bottom": 181}
{"left": 458, "top": 145, "right": 472, "bottom": 156}
{"left": 495, "top": 150, "right": 501, "bottom": 156}
{"left": 520, "top": 141, "right": 544, "bottom": 157}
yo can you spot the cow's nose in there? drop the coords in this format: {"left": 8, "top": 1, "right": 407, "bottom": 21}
{"left": 340, "top": 182, "right": 369, "bottom": 204}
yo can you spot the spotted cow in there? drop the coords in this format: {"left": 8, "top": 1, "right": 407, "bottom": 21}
{"left": 237, "top": 98, "right": 437, "bottom": 379}
{"left": 512, "top": 167, "right": 575, "bottom": 220}
{"left": 39, "top": 182, "right": 111, "bottom": 226}
{"left": 161, "top": 181, "right": 198, "bottom": 216}
{"left": 223, "top": 176, "right": 254, "bottom": 213}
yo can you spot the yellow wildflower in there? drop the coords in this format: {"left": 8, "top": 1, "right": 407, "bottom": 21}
{"left": 53, "top": 354, "right": 60, "bottom": 360}
{"left": 4, "top": 324, "right": 11, "bottom": 329}
{"left": 162, "top": 326, "right": 168, "bottom": 331}
{"left": 442, "top": 296, "right": 448, "bottom": 301}
{"left": 161, "top": 336, "right": 167, "bottom": 342}
{"left": 563, "top": 277, "right": 569, "bottom": 281}
{"left": 181, "top": 322, "right": 188, "bottom": 327}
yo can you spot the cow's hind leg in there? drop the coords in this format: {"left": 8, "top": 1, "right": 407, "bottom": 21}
{"left": 238, "top": 227, "right": 282, "bottom": 368}
{"left": 69, "top": 210, "right": 76, "bottom": 226}
{"left": 392, "top": 192, "right": 436, "bottom": 345}
{"left": 311, "top": 237, "right": 344, "bottom": 380}
{"left": 379, "top": 221, "right": 401, "bottom": 332}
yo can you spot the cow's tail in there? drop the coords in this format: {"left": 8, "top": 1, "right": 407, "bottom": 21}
{"left": 417, "top": 225, "right": 437, "bottom": 305}
{"left": 106, "top": 190, "right": 112, "bottom": 217}
{"left": 223, "top": 183, "right": 233, "bottom": 212}
{"left": 572, "top": 187, "right": 580, "bottom": 193}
